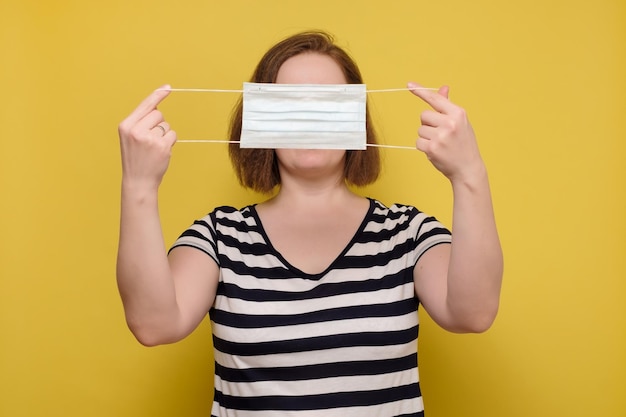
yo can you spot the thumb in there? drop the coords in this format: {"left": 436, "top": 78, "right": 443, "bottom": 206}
{"left": 437, "top": 85, "right": 450, "bottom": 99}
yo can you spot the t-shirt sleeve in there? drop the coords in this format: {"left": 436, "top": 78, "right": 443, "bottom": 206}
{"left": 168, "top": 212, "right": 219, "bottom": 265}
{"left": 411, "top": 209, "right": 452, "bottom": 263}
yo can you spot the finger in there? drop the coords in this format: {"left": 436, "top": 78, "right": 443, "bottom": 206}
{"left": 418, "top": 125, "right": 439, "bottom": 141}
{"left": 152, "top": 121, "right": 170, "bottom": 137}
{"left": 153, "top": 124, "right": 167, "bottom": 137}
{"left": 421, "top": 110, "right": 447, "bottom": 127}
{"left": 408, "top": 81, "right": 455, "bottom": 114}
{"left": 135, "top": 109, "right": 165, "bottom": 133}
{"left": 415, "top": 137, "right": 430, "bottom": 154}
{"left": 124, "top": 85, "right": 172, "bottom": 126}
{"left": 122, "top": 110, "right": 164, "bottom": 143}
{"left": 162, "top": 129, "right": 178, "bottom": 148}
{"left": 159, "top": 121, "right": 170, "bottom": 133}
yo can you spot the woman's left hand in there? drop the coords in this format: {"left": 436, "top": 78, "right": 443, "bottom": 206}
{"left": 408, "top": 82, "right": 485, "bottom": 184}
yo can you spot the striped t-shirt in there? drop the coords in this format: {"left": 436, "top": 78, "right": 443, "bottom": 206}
{"left": 171, "top": 198, "right": 451, "bottom": 417}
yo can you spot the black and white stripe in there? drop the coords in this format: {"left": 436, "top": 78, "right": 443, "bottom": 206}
{"left": 172, "top": 199, "right": 451, "bottom": 417}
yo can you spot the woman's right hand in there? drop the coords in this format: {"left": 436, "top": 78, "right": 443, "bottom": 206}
{"left": 118, "top": 85, "right": 177, "bottom": 191}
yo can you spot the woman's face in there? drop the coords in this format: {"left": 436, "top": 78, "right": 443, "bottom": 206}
{"left": 273, "top": 53, "right": 348, "bottom": 182}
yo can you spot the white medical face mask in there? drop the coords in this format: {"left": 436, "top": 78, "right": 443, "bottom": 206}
{"left": 240, "top": 82, "right": 367, "bottom": 150}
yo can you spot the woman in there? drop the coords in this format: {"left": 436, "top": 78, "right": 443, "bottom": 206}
{"left": 117, "top": 31, "right": 503, "bottom": 417}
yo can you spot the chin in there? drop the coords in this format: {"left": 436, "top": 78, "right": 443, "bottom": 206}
{"left": 276, "top": 148, "right": 347, "bottom": 173}
{"left": 279, "top": 148, "right": 344, "bottom": 161}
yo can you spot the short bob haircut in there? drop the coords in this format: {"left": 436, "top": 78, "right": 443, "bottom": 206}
{"left": 228, "top": 31, "right": 381, "bottom": 193}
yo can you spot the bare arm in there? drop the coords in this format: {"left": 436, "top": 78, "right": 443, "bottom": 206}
{"left": 116, "top": 87, "right": 218, "bottom": 346}
{"left": 410, "top": 83, "right": 503, "bottom": 333}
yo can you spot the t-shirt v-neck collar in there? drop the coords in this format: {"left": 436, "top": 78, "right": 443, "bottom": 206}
{"left": 248, "top": 198, "right": 375, "bottom": 279}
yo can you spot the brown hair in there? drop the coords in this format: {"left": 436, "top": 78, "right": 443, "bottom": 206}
{"left": 228, "top": 31, "right": 380, "bottom": 193}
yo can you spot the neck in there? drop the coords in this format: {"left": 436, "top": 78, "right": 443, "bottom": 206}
{"left": 274, "top": 175, "right": 356, "bottom": 209}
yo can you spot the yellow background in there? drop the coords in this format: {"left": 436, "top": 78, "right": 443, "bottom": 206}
{"left": 1, "top": 1, "right": 624, "bottom": 416}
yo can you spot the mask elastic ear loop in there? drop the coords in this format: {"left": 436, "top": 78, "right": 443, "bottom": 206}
{"left": 161, "top": 88, "right": 244, "bottom": 92}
